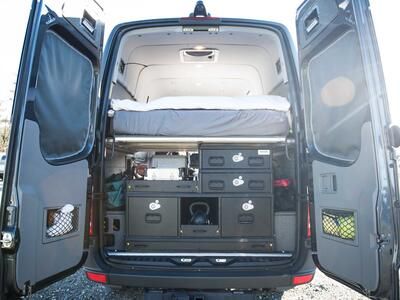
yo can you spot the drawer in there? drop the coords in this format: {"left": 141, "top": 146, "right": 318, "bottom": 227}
{"left": 201, "top": 148, "right": 271, "bottom": 170}
{"left": 127, "top": 197, "right": 178, "bottom": 237}
{"left": 201, "top": 172, "right": 272, "bottom": 194}
{"left": 127, "top": 180, "right": 198, "bottom": 193}
{"left": 221, "top": 197, "right": 273, "bottom": 237}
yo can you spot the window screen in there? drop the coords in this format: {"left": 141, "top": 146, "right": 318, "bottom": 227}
{"left": 35, "top": 30, "right": 95, "bottom": 162}
{"left": 305, "top": 30, "right": 370, "bottom": 161}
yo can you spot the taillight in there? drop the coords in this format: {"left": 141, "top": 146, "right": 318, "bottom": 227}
{"left": 86, "top": 271, "right": 107, "bottom": 284}
{"left": 273, "top": 178, "right": 292, "bottom": 188}
{"left": 292, "top": 273, "right": 314, "bottom": 285}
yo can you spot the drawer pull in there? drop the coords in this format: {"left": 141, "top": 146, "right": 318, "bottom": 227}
{"left": 134, "top": 184, "right": 150, "bottom": 188}
{"left": 208, "top": 180, "right": 225, "bottom": 190}
{"left": 248, "top": 180, "right": 265, "bottom": 190}
{"left": 238, "top": 214, "right": 254, "bottom": 224}
{"left": 192, "top": 229, "right": 207, "bottom": 233}
{"left": 176, "top": 184, "right": 193, "bottom": 189}
{"left": 248, "top": 157, "right": 264, "bottom": 167}
{"left": 208, "top": 156, "right": 225, "bottom": 166}
{"left": 145, "top": 213, "right": 162, "bottom": 223}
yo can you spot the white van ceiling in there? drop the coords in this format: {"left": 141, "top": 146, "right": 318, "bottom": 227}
{"left": 112, "top": 26, "right": 287, "bottom": 102}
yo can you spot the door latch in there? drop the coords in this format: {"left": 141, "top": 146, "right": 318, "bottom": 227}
{"left": 0, "top": 230, "right": 16, "bottom": 249}
{"left": 377, "top": 234, "right": 391, "bottom": 247}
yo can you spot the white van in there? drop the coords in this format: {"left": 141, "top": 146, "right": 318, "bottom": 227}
{"left": 1, "top": 0, "right": 399, "bottom": 299}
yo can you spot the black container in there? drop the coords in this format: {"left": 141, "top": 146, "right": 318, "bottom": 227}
{"left": 201, "top": 147, "right": 271, "bottom": 170}
{"left": 201, "top": 172, "right": 272, "bottom": 194}
{"left": 221, "top": 197, "right": 273, "bottom": 237}
{"left": 127, "top": 197, "right": 178, "bottom": 237}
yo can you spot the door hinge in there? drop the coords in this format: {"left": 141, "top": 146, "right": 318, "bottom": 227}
{"left": 0, "top": 230, "right": 16, "bottom": 250}
{"left": 24, "top": 282, "right": 33, "bottom": 298}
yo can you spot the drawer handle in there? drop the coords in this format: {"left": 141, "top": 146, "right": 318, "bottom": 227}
{"left": 192, "top": 229, "right": 207, "bottom": 233}
{"left": 134, "top": 184, "right": 150, "bottom": 188}
{"left": 176, "top": 184, "right": 193, "bottom": 189}
{"left": 248, "top": 180, "right": 265, "bottom": 190}
{"left": 145, "top": 213, "right": 162, "bottom": 223}
{"left": 208, "top": 156, "right": 225, "bottom": 166}
{"left": 248, "top": 157, "right": 264, "bottom": 167}
{"left": 208, "top": 180, "right": 225, "bottom": 190}
{"left": 238, "top": 213, "right": 254, "bottom": 224}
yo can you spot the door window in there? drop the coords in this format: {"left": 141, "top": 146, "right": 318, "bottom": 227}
{"left": 304, "top": 30, "right": 371, "bottom": 162}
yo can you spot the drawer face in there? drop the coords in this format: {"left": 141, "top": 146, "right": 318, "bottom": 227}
{"left": 127, "top": 197, "right": 178, "bottom": 237}
{"left": 180, "top": 225, "right": 220, "bottom": 237}
{"left": 221, "top": 197, "right": 273, "bottom": 237}
{"left": 127, "top": 180, "right": 198, "bottom": 193}
{"left": 201, "top": 149, "right": 271, "bottom": 170}
{"left": 201, "top": 172, "right": 272, "bottom": 193}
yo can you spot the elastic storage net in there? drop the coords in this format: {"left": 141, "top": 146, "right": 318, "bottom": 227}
{"left": 46, "top": 205, "right": 79, "bottom": 238}
{"left": 322, "top": 209, "right": 356, "bottom": 241}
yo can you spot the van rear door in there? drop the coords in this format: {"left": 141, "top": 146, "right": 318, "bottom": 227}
{"left": 297, "top": 0, "right": 399, "bottom": 298}
{"left": 0, "top": 0, "right": 103, "bottom": 297}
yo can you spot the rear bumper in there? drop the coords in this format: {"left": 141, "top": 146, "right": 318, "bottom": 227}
{"left": 84, "top": 248, "right": 315, "bottom": 290}
{"left": 84, "top": 268, "right": 307, "bottom": 289}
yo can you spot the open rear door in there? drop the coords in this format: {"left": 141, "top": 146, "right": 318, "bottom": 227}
{"left": 297, "top": 0, "right": 399, "bottom": 298}
{"left": 0, "top": 0, "right": 103, "bottom": 297}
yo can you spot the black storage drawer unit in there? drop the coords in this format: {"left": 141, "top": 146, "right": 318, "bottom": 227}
{"left": 127, "top": 180, "right": 198, "bottom": 193}
{"left": 127, "top": 197, "right": 178, "bottom": 237}
{"left": 201, "top": 147, "right": 271, "bottom": 170}
{"left": 221, "top": 197, "right": 273, "bottom": 237}
{"left": 202, "top": 172, "right": 272, "bottom": 194}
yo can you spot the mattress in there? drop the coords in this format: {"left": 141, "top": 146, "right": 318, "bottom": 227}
{"left": 111, "top": 96, "right": 290, "bottom": 137}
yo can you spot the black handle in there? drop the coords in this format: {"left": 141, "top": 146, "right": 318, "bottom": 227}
{"left": 248, "top": 180, "right": 265, "bottom": 190}
{"left": 189, "top": 201, "right": 210, "bottom": 216}
{"left": 248, "top": 157, "right": 264, "bottom": 167}
{"left": 145, "top": 213, "right": 161, "bottom": 224}
{"left": 208, "top": 156, "right": 225, "bottom": 166}
{"left": 208, "top": 180, "right": 225, "bottom": 190}
{"left": 305, "top": 7, "right": 319, "bottom": 34}
{"left": 238, "top": 214, "right": 255, "bottom": 224}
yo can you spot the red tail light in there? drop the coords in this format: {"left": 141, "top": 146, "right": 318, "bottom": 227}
{"left": 86, "top": 271, "right": 107, "bottom": 284}
{"left": 292, "top": 273, "right": 314, "bottom": 285}
{"left": 273, "top": 178, "right": 292, "bottom": 188}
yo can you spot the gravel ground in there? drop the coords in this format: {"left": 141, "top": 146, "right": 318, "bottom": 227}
{"left": 30, "top": 269, "right": 367, "bottom": 299}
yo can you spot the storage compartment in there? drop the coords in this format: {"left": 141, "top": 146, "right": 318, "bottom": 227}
{"left": 127, "top": 197, "right": 178, "bottom": 237}
{"left": 202, "top": 172, "right": 272, "bottom": 193}
{"left": 201, "top": 148, "right": 272, "bottom": 170}
{"left": 221, "top": 197, "right": 273, "bottom": 237}
{"left": 180, "top": 197, "right": 220, "bottom": 237}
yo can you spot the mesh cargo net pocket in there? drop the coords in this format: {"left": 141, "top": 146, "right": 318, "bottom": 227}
{"left": 46, "top": 204, "right": 79, "bottom": 238}
{"left": 322, "top": 209, "right": 356, "bottom": 241}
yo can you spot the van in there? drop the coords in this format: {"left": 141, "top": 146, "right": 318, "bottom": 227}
{"left": 1, "top": 0, "right": 399, "bottom": 299}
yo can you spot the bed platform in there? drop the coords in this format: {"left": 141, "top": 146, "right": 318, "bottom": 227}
{"left": 108, "top": 96, "right": 292, "bottom": 149}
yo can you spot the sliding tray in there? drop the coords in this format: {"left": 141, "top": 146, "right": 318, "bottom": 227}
{"left": 127, "top": 180, "right": 199, "bottom": 193}
{"left": 124, "top": 237, "right": 274, "bottom": 252}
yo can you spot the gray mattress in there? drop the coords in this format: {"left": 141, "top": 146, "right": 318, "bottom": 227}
{"left": 113, "top": 109, "right": 290, "bottom": 137}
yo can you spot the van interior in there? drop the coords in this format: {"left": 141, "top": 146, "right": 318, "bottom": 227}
{"left": 102, "top": 25, "right": 300, "bottom": 267}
